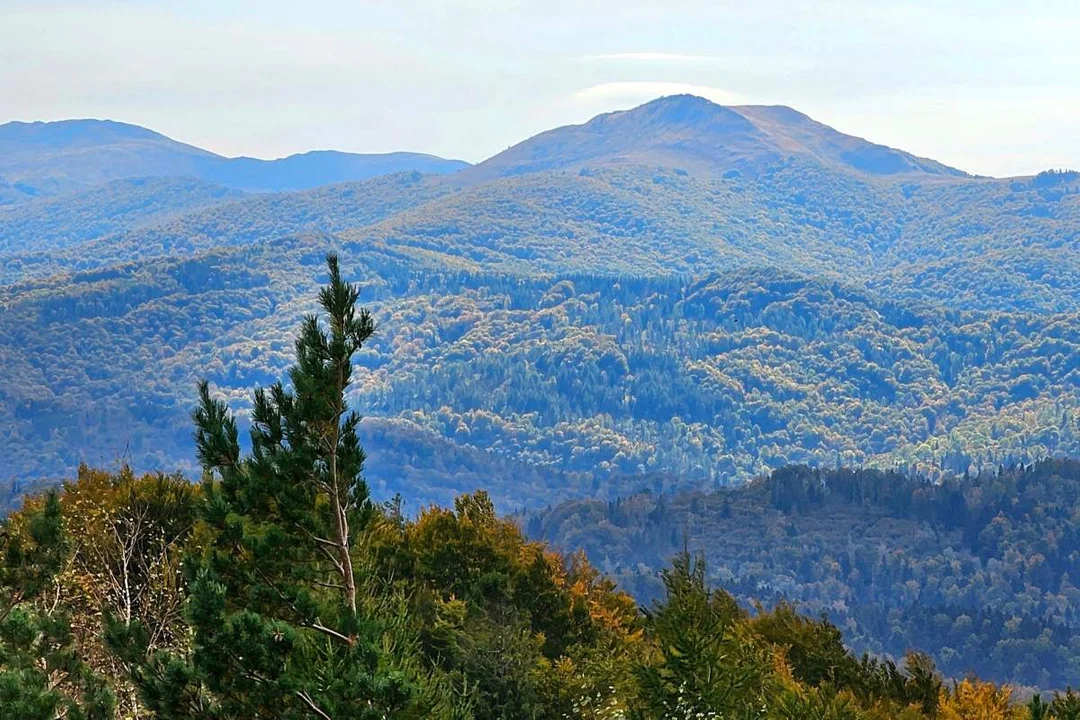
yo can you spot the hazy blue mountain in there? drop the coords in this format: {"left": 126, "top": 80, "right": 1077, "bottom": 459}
{"left": 0, "top": 177, "right": 29, "bottom": 205}
{"left": 0, "top": 177, "right": 243, "bottom": 256}
{"left": 0, "top": 120, "right": 217, "bottom": 197}
{"left": 2, "top": 94, "right": 1078, "bottom": 510}
{"left": 0, "top": 118, "right": 469, "bottom": 199}
{"left": 205, "top": 150, "right": 470, "bottom": 191}
{"left": 465, "top": 94, "right": 969, "bottom": 181}
{"left": 0, "top": 171, "right": 452, "bottom": 282}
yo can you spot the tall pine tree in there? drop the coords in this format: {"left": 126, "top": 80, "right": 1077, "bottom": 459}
{"left": 117, "top": 254, "right": 413, "bottom": 719}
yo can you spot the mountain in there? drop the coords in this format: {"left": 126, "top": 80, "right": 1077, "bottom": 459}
{"left": 201, "top": 149, "right": 470, "bottom": 191}
{"left": 0, "top": 118, "right": 469, "bottom": 199}
{"left": 4, "top": 95, "right": 1079, "bottom": 701}
{"left": 0, "top": 171, "right": 453, "bottom": 274}
{"left": 1, "top": 255, "right": 1076, "bottom": 509}
{"left": 1, "top": 95, "right": 1078, "bottom": 506}
{"left": 466, "top": 94, "right": 969, "bottom": 180}
{"left": 9, "top": 161, "right": 1078, "bottom": 312}
{"left": 0, "top": 120, "right": 214, "bottom": 198}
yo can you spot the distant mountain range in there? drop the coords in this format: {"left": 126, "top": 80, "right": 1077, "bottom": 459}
{"left": 0, "top": 95, "right": 977, "bottom": 205}
{"left": 0, "top": 118, "right": 469, "bottom": 200}
{"left": 6, "top": 95, "right": 1078, "bottom": 693}
{"left": 1, "top": 94, "right": 1077, "bottom": 512}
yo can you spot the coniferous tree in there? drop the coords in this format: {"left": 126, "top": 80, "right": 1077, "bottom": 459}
{"left": 630, "top": 552, "right": 773, "bottom": 720}
{"left": 1052, "top": 689, "right": 1080, "bottom": 720}
{"left": 1027, "top": 694, "right": 1050, "bottom": 720}
{"left": 117, "top": 255, "right": 413, "bottom": 719}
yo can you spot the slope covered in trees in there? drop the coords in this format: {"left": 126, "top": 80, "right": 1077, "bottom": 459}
{"left": 6, "top": 160, "right": 1080, "bottom": 312}
{"left": 0, "top": 177, "right": 245, "bottom": 256}
{"left": 531, "top": 460, "right": 1080, "bottom": 689}
{"left": 2, "top": 93, "right": 1080, "bottom": 524}
{"left": 0, "top": 171, "right": 453, "bottom": 282}
{"left": 1, "top": 258, "right": 1064, "bottom": 719}
{"left": 2, "top": 248, "right": 1077, "bottom": 509}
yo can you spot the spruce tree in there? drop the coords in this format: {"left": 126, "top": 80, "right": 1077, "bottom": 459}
{"left": 118, "top": 254, "right": 413, "bottom": 718}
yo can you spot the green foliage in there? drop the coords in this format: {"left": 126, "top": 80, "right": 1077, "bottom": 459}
{"left": 0, "top": 493, "right": 116, "bottom": 719}
{"left": 1050, "top": 688, "right": 1080, "bottom": 719}
{"left": 0, "top": 177, "right": 243, "bottom": 256}
{"left": 116, "top": 255, "right": 413, "bottom": 718}
{"left": 630, "top": 552, "right": 773, "bottom": 719}
{"left": 3, "top": 258, "right": 1078, "bottom": 512}
{"left": 534, "top": 460, "right": 1080, "bottom": 689}
{"left": 1027, "top": 693, "right": 1050, "bottom": 720}
{"left": 1, "top": 255, "right": 1055, "bottom": 719}
{"left": 752, "top": 603, "right": 855, "bottom": 689}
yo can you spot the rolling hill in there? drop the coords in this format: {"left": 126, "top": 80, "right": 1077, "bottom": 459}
{"left": 0, "top": 118, "right": 469, "bottom": 199}
{"left": 1, "top": 94, "right": 1078, "bottom": 511}
{"left": 0, "top": 177, "right": 244, "bottom": 255}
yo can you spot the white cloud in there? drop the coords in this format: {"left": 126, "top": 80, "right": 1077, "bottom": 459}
{"left": 572, "top": 82, "right": 746, "bottom": 107}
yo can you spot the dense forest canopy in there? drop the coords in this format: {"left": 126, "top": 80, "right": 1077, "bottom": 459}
{"left": 3, "top": 97, "right": 1080, "bottom": 511}
{"left": 2, "top": 256, "right": 1071, "bottom": 719}
{"left": 531, "top": 459, "right": 1080, "bottom": 690}
{"left": 2, "top": 257, "right": 1077, "bottom": 511}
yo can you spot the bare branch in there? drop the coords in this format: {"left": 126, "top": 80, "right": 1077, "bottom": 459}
{"left": 296, "top": 690, "right": 332, "bottom": 720}
{"left": 303, "top": 621, "right": 355, "bottom": 647}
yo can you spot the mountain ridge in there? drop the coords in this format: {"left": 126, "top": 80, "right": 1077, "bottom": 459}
{"left": 0, "top": 118, "right": 470, "bottom": 200}
{"left": 2, "top": 94, "right": 1079, "bottom": 503}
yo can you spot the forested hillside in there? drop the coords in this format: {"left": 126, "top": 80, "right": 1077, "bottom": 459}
{"left": 2, "top": 94, "right": 1079, "bottom": 516}
{"left": 1, "top": 258, "right": 1065, "bottom": 719}
{"left": 0, "top": 177, "right": 244, "bottom": 255}
{"left": 532, "top": 460, "right": 1080, "bottom": 689}
{"left": 3, "top": 255, "right": 1078, "bottom": 509}
{"left": 9, "top": 161, "right": 1080, "bottom": 311}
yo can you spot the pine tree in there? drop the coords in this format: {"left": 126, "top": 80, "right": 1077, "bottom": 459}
{"left": 1027, "top": 693, "right": 1050, "bottom": 720}
{"left": 116, "top": 254, "right": 413, "bottom": 719}
{"left": 630, "top": 552, "right": 773, "bottom": 720}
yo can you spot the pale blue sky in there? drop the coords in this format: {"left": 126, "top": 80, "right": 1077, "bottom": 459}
{"left": 1, "top": 0, "right": 1077, "bottom": 177}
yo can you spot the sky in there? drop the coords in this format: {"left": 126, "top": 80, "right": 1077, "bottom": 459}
{"left": 1, "top": 0, "right": 1078, "bottom": 177}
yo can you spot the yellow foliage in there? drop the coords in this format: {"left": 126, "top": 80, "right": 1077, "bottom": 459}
{"left": 938, "top": 679, "right": 1022, "bottom": 720}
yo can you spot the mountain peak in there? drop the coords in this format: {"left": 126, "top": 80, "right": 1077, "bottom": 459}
{"left": 630, "top": 93, "right": 738, "bottom": 120}
{"left": 470, "top": 95, "right": 968, "bottom": 180}
{"left": 596, "top": 94, "right": 758, "bottom": 136}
